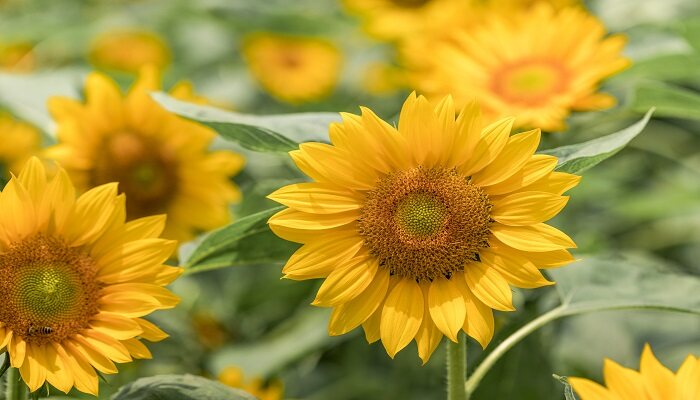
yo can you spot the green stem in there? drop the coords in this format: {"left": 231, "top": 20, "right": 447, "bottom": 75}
{"left": 447, "top": 334, "right": 467, "bottom": 400}
{"left": 465, "top": 305, "right": 566, "bottom": 395}
{"left": 5, "top": 367, "right": 27, "bottom": 400}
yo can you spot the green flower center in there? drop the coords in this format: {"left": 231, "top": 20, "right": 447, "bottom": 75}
{"left": 395, "top": 192, "right": 447, "bottom": 237}
{"left": 16, "top": 264, "right": 83, "bottom": 322}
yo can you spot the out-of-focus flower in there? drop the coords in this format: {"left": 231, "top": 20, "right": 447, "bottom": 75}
{"left": 361, "top": 62, "right": 406, "bottom": 95}
{"left": 219, "top": 367, "right": 284, "bottom": 400}
{"left": 89, "top": 29, "right": 171, "bottom": 73}
{"left": 243, "top": 33, "right": 342, "bottom": 104}
{"left": 570, "top": 344, "right": 700, "bottom": 400}
{"left": 406, "top": 4, "right": 629, "bottom": 131}
{"left": 268, "top": 93, "right": 578, "bottom": 362}
{"left": 192, "top": 312, "right": 228, "bottom": 350}
{"left": 46, "top": 67, "right": 244, "bottom": 243}
{"left": 0, "top": 157, "right": 180, "bottom": 395}
{"left": 0, "top": 114, "right": 41, "bottom": 180}
{"left": 0, "top": 40, "right": 35, "bottom": 72}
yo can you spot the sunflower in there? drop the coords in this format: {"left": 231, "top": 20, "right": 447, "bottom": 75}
{"left": 570, "top": 344, "right": 700, "bottom": 400}
{"left": 268, "top": 93, "right": 578, "bottom": 362}
{"left": 0, "top": 40, "right": 35, "bottom": 72}
{"left": 0, "top": 157, "right": 180, "bottom": 395}
{"left": 242, "top": 33, "right": 342, "bottom": 104}
{"left": 46, "top": 67, "right": 244, "bottom": 243}
{"left": 0, "top": 114, "right": 41, "bottom": 181}
{"left": 89, "top": 29, "right": 171, "bottom": 73}
{"left": 407, "top": 3, "right": 629, "bottom": 131}
{"left": 219, "top": 367, "right": 284, "bottom": 400}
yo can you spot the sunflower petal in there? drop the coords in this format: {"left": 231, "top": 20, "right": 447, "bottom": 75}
{"left": 380, "top": 277, "right": 424, "bottom": 358}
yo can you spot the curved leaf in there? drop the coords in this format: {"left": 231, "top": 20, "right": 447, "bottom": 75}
{"left": 111, "top": 374, "right": 256, "bottom": 400}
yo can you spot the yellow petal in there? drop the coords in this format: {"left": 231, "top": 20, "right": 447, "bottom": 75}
{"left": 447, "top": 100, "right": 482, "bottom": 169}
{"left": 268, "top": 207, "right": 358, "bottom": 232}
{"left": 415, "top": 282, "right": 444, "bottom": 364}
{"left": 65, "top": 338, "right": 118, "bottom": 374}
{"left": 63, "top": 183, "right": 119, "bottom": 247}
{"left": 491, "top": 192, "right": 569, "bottom": 226}
{"left": 135, "top": 318, "right": 169, "bottom": 342}
{"left": 569, "top": 377, "right": 615, "bottom": 400}
{"left": 80, "top": 331, "right": 132, "bottom": 363}
{"left": 60, "top": 342, "right": 100, "bottom": 395}
{"left": 96, "top": 238, "right": 177, "bottom": 283}
{"left": 18, "top": 343, "right": 47, "bottom": 392}
{"left": 464, "top": 262, "right": 514, "bottom": 312}
{"left": 455, "top": 275, "right": 494, "bottom": 349}
{"left": 17, "top": 157, "right": 47, "bottom": 208}
{"left": 602, "top": 359, "right": 647, "bottom": 399}
{"left": 313, "top": 255, "right": 378, "bottom": 307}
{"left": 677, "top": 355, "right": 700, "bottom": 400}
{"left": 485, "top": 155, "right": 557, "bottom": 196}
{"left": 328, "top": 268, "right": 390, "bottom": 336}
{"left": 49, "top": 343, "right": 76, "bottom": 394}
{"left": 380, "top": 277, "right": 424, "bottom": 358}
{"left": 100, "top": 283, "right": 180, "bottom": 308}
{"left": 523, "top": 171, "right": 581, "bottom": 195}
{"left": 121, "top": 338, "right": 152, "bottom": 359}
{"left": 480, "top": 247, "right": 553, "bottom": 288}
{"left": 89, "top": 313, "right": 143, "bottom": 340}
{"left": 291, "top": 143, "right": 378, "bottom": 190}
{"left": 0, "top": 177, "right": 37, "bottom": 242}
{"left": 43, "top": 343, "right": 73, "bottom": 394}
{"left": 268, "top": 183, "right": 362, "bottom": 214}
{"left": 471, "top": 129, "right": 541, "bottom": 187}
{"left": 491, "top": 223, "right": 576, "bottom": 252}
{"left": 428, "top": 277, "right": 466, "bottom": 342}
{"left": 640, "top": 344, "right": 676, "bottom": 400}
{"left": 85, "top": 72, "right": 124, "bottom": 127}
{"left": 460, "top": 117, "right": 514, "bottom": 176}
{"left": 40, "top": 168, "right": 76, "bottom": 235}
{"left": 359, "top": 106, "right": 411, "bottom": 171}
{"left": 8, "top": 334, "right": 26, "bottom": 368}
{"left": 282, "top": 232, "right": 364, "bottom": 279}
{"left": 362, "top": 306, "right": 382, "bottom": 344}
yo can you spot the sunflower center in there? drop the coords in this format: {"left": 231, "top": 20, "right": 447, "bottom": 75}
{"left": 0, "top": 235, "right": 102, "bottom": 344}
{"left": 389, "top": 0, "right": 432, "bottom": 8}
{"left": 492, "top": 60, "right": 568, "bottom": 106}
{"left": 359, "top": 167, "right": 492, "bottom": 282}
{"left": 92, "top": 131, "right": 178, "bottom": 219}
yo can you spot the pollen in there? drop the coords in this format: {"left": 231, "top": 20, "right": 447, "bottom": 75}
{"left": 0, "top": 235, "right": 102, "bottom": 344}
{"left": 358, "top": 167, "right": 492, "bottom": 282}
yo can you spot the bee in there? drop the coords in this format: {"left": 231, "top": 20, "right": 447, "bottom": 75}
{"left": 27, "top": 326, "right": 53, "bottom": 336}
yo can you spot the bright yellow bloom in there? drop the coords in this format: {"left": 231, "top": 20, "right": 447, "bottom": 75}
{"left": 0, "top": 114, "right": 41, "bottom": 180}
{"left": 408, "top": 4, "right": 629, "bottom": 131}
{"left": 89, "top": 30, "right": 171, "bottom": 73}
{"left": 361, "top": 62, "right": 406, "bottom": 95}
{"left": 46, "top": 67, "right": 244, "bottom": 243}
{"left": 243, "top": 33, "right": 342, "bottom": 104}
{"left": 268, "top": 93, "right": 578, "bottom": 362}
{"left": 219, "top": 367, "right": 284, "bottom": 400}
{"left": 0, "top": 157, "right": 180, "bottom": 395}
{"left": 570, "top": 344, "right": 700, "bottom": 400}
{"left": 0, "top": 40, "right": 35, "bottom": 72}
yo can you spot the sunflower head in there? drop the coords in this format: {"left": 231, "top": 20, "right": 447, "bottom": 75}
{"left": 46, "top": 67, "right": 244, "bottom": 243}
{"left": 407, "top": 3, "right": 630, "bottom": 131}
{"left": 89, "top": 29, "right": 171, "bottom": 73}
{"left": 268, "top": 92, "right": 579, "bottom": 362}
{"left": 0, "top": 114, "right": 41, "bottom": 181}
{"left": 0, "top": 157, "right": 181, "bottom": 395}
{"left": 242, "top": 33, "right": 342, "bottom": 104}
{"left": 570, "top": 344, "right": 700, "bottom": 400}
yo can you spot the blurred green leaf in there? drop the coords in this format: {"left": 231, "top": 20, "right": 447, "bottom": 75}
{"left": 111, "top": 374, "right": 256, "bottom": 400}
{"left": 181, "top": 207, "right": 297, "bottom": 274}
{"left": 552, "top": 375, "right": 578, "bottom": 400}
{"left": 152, "top": 92, "right": 339, "bottom": 152}
{"left": 540, "top": 109, "right": 654, "bottom": 174}
{"left": 631, "top": 82, "right": 700, "bottom": 120}
{"left": 617, "top": 53, "right": 700, "bottom": 82}
{"left": 674, "top": 17, "right": 700, "bottom": 53}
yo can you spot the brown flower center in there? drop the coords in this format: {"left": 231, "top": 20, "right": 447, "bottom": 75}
{"left": 0, "top": 235, "right": 102, "bottom": 344}
{"left": 91, "top": 131, "right": 178, "bottom": 219}
{"left": 358, "top": 167, "right": 492, "bottom": 282}
{"left": 389, "top": 0, "right": 432, "bottom": 8}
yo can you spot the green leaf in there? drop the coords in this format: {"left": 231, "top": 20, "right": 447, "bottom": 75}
{"left": 631, "top": 82, "right": 700, "bottom": 121}
{"left": 617, "top": 53, "right": 700, "bottom": 82}
{"left": 540, "top": 109, "right": 654, "bottom": 174}
{"left": 152, "top": 92, "right": 340, "bottom": 152}
{"left": 111, "top": 374, "right": 256, "bottom": 400}
{"left": 181, "top": 207, "right": 298, "bottom": 274}
{"left": 552, "top": 375, "right": 578, "bottom": 400}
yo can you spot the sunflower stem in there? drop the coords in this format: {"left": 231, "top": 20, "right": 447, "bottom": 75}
{"left": 447, "top": 334, "right": 468, "bottom": 400}
{"left": 5, "top": 368, "right": 27, "bottom": 400}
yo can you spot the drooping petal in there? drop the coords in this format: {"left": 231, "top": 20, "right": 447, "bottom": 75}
{"left": 428, "top": 277, "right": 466, "bottom": 342}
{"left": 380, "top": 277, "right": 424, "bottom": 358}
{"left": 415, "top": 281, "right": 445, "bottom": 364}
{"left": 491, "top": 191, "right": 569, "bottom": 226}
{"left": 328, "top": 268, "right": 390, "bottom": 336}
{"left": 464, "top": 262, "right": 515, "bottom": 312}
{"left": 491, "top": 223, "right": 576, "bottom": 252}
{"left": 313, "top": 255, "right": 378, "bottom": 307}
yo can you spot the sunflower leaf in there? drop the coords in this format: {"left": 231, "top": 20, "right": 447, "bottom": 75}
{"left": 552, "top": 375, "right": 578, "bottom": 400}
{"left": 631, "top": 81, "right": 700, "bottom": 120}
{"left": 540, "top": 108, "right": 654, "bottom": 174}
{"left": 152, "top": 92, "right": 339, "bottom": 152}
{"left": 181, "top": 207, "right": 298, "bottom": 273}
{"left": 111, "top": 374, "right": 256, "bottom": 400}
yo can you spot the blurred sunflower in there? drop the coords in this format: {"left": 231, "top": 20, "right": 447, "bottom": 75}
{"left": 242, "top": 33, "right": 342, "bottom": 104}
{"left": 0, "top": 40, "right": 35, "bottom": 72}
{"left": 408, "top": 4, "right": 629, "bottom": 131}
{"left": 89, "top": 29, "right": 171, "bottom": 73}
{"left": 570, "top": 344, "right": 700, "bottom": 400}
{"left": 219, "top": 367, "right": 284, "bottom": 400}
{"left": 46, "top": 67, "right": 244, "bottom": 243}
{"left": 268, "top": 93, "right": 578, "bottom": 362}
{"left": 0, "top": 157, "right": 180, "bottom": 395}
{"left": 0, "top": 114, "right": 41, "bottom": 181}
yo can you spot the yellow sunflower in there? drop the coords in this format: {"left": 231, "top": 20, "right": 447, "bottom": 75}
{"left": 0, "top": 157, "right": 180, "bottom": 395}
{"left": 89, "top": 29, "right": 171, "bottom": 73}
{"left": 268, "top": 93, "right": 578, "bottom": 362}
{"left": 46, "top": 67, "right": 244, "bottom": 243}
{"left": 0, "top": 114, "right": 41, "bottom": 180}
{"left": 219, "top": 367, "right": 284, "bottom": 400}
{"left": 242, "top": 33, "right": 342, "bottom": 104}
{"left": 570, "top": 344, "right": 700, "bottom": 400}
{"left": 408, "top": 3, "right": 629, "bottom": 131}
{"left": 0, "top": 40, "right": 35, "bottom": 72}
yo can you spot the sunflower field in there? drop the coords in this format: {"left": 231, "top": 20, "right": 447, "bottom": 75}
{"left": 0, "top": 0, "right": 699, "bottom": 399}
